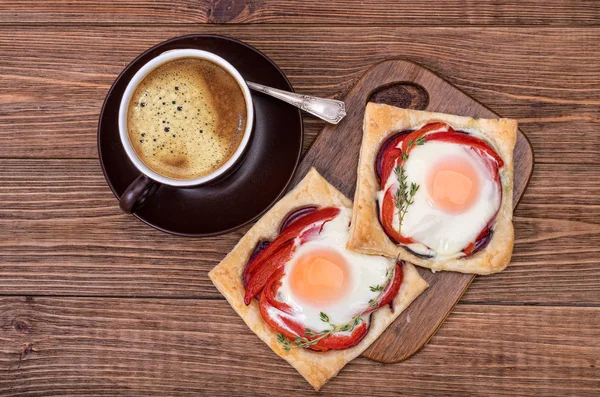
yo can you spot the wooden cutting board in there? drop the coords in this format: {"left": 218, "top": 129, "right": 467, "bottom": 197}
{"left": 288, "top": 59, "right": 534, "bottom": 363}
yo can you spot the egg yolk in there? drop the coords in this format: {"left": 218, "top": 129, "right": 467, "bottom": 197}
{"left": 289, "top": 248, "right": 350, "bottom": 306}
{"left": 426, "top": 156, "right": 480, "bottom": 214}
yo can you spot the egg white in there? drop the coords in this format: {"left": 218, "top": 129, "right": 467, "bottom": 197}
{"left": 275, "top": 207, "right": 394, "bottom": 333}
{"left": 379, "top": 140, "right": 500, "bottom": 259}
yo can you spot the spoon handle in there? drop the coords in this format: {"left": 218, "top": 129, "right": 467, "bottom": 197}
{"left": 247, "top": 81, "right": 346, "bottom": 124}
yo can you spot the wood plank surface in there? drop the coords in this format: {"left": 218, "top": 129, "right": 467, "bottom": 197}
{"left": 1, "top": 159, "right": 598, "bottom": 303}
{"left": 1, "top": 297, "right": 598, "bottom": 396}
{"left": 0, "top": 26, "right": 599, "bottom": 163}
{"left": 1, "top": 0, "right": 599, "bottom": 25}
{"left": 1, "top": 0, "right": 599, "bottom": 393}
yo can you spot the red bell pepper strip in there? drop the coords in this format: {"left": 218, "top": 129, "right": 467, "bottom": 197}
{"left": 379, "top": 123, "right": 448, "bottom": 185}
{"left": 380, "top": 186, "right": 414, "bottom": 245}
{"left": 259, "top": 287, "right": 370, "bottom": 352}
{"left": 363, "top": 261, "right": 404, "bottom": 314}
{"left": 263, "top": 267, "right": 293, "bottom": 314}
{"left": 309, "top": 321, "right": 369, "bottom": 351}
{"left": 426, "top": 130, "right": 504, "bottom": 168}
{"left": 259, "top": 288, "right": 303, "bottom": 343}
{"left": 399, "top": 122, "right": 449, "bottom": 154}
{"left": 380, "top": 147, "right": 403, "bottom": 189}
{"left": 379, "top": 123, "right": 449, "bottom": 186}
{"left": 243, "top": 207, "right": 340, "bottom": 287}
{"left": 243, "top": 207, "right": 341, "bottom": 305}
{"left": 244, "top": 241, "right": 295, "bottom": 305}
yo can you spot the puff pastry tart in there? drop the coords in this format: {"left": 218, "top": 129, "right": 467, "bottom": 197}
{"left": 210, "top": 168, "right": 428, "bottom": 390}
{"left": 348, "top": 104, "right": 517, "bottom": 275}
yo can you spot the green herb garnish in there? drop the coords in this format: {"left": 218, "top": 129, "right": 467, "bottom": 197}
{"left": 394, "top": 165, "right": 419, "bottom": 234}
{"left": 393, "top": 134, "right": 425, "bottom": 233}
{"left": 415, "top": 136, "right": 427, "bottom": 146}
{"left": 277, "top": 267, "right": 396, "bottom": 351}
{"left": 277, "top": 333, "right": 292, "bottom": 351}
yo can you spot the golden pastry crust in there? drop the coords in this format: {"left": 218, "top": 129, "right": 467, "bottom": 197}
{"left": 209, "top": 167, "right": 428, "bottom": 390}
{"left": 348, "top": 104, "right": 516, "bottom": 275}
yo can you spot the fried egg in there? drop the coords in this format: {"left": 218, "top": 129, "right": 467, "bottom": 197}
{"left": 275, "top": 207, "right": 394, "bottom": 332}
{"left": 380, "top": 140, "right": 500, "bottom": 259}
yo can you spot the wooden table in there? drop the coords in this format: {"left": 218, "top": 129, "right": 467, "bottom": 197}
{"left": 1, "top": 2, "right": 599, "bottom": 395}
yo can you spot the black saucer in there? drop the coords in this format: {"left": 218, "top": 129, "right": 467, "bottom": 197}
{"left": 98, "top": 35, "right": 303, "bottom": 236}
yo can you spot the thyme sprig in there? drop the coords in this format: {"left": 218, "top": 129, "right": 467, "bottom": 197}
{"left": 393, "top": 134, "right": 426, "bottom": 234}
{"left": 407, "top": 136, "right": 426, "bottom": 149}
{"left": 277, "top": 333, "right": 292, "bottom": 351}
{"left": 394, "top": 165, "right": 419, "bottom": 234}
{"left": 290, "top": 313, "right": 364, "bottom": 349}
{"left": 277, "top": 265, "right": 396, "bottom": 351}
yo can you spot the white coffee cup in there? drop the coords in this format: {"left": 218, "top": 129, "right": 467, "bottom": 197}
{"left": 117, "top": 49, "right": 254, "bottom": 213}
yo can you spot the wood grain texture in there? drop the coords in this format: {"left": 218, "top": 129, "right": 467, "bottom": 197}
{"left": 0, "top": 160, "right": 598, "bottom": 302}
{"left": 0, "top": 0, "right": 599, "bottom": 25}
{"left": 1, "top": 297, "right": 598, "bottom": 396}
{"left": 0, "top": 0, "right": 598, "bottom": 393}
{"left": 0, "top": 26, "right": 599, "bottom": 162}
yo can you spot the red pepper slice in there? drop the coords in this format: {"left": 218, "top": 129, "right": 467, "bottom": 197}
{"left": 364, "top": 261, "right": 404, "bottom": 313}
{"left": 259, "top": 288, "right": 302, "bottom": 342}
{"left": 379, "top": 123, "right": 449, "bottom": 186}
{"left": 380, "top": 186, "right": 414, "bottom": 245}
{"left": 298, "top": 222, "right": 326, "bottom": 244}
{"left": 399, "top": 122, "right": 449, "bottom": 154}
{"left": 246, "top": 220, "right": 337, "bottom": 306}
{"left": 263, "top": 267, "right": 292, "bottom": 314}
{"left": 379, "top": 132, "right": 411, "bottom": 185}
{"left": 426, "top": 131, "right": 504, "bottom": 168}
{"left": 244, "top": 241, "right": 295, "bottom": 305}
{"left": 259, "top": 287, "right": 370, "bottom": 352}
{"left": 309, "top": 321, "right": 369, "bottom": 351}
{"left": 380, "top": 147, "right": 403, "bottom": 189}
{"left": 243, "top": 207, "right": 341, "bottom": 287}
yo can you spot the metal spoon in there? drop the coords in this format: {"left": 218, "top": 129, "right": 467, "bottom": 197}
{"left": 247, "top": 81, "right": 346, "bottom": 125}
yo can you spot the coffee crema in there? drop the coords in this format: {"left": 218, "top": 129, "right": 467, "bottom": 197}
{"left": 127, "top": 57, "right": 247, "bottom": 180}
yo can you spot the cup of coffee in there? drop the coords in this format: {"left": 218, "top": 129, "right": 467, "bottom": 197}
{"left": 117, "top": 49, "right": 254, "bottom": 213}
